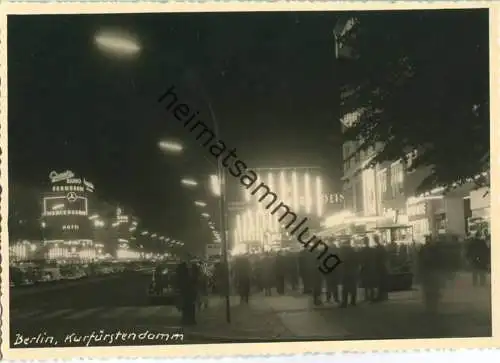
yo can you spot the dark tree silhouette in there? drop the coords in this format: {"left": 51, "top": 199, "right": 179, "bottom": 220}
{"left": 339, "top": 10, "right": 489, "bottom": 193}
{"left": 8, "top": 184, "right": 43, "bottom": 242}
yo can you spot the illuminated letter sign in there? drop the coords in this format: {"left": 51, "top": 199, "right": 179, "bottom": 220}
{"left": 84, "top": 179, "right": 95, "bottom": 192}
{"left": 49, "top": 170, "right": 75, "bottom": 183}
{"left": 66, "top": 178, "right": 82, "bottom": 184}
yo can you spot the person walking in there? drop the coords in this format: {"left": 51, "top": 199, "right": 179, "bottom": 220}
{"left": 275, "top": 251, "right": 286, "bottom": 295}
{"left": 175, "top": 257, "right": 200, "bottom": 326}
{"left": 235, "top": 255, "right": 251, "bottom": 304}
{"left": 299, "top": 249, "right": 311, "bottom": 294}
{"left": 325, "top": 240, "right": 340, "bottom": 303}
{"left": 339, "top": 239, "right": 360, "bottom": 308}
{"left": 288, "top": 252, "right": 300, "bottom": 291}
{"left": 418, "top": 236, "right": 445, "bottom": 315}
{"left": 466, "top": 232, "right": 490, "bottom": 287}
{"left": 373, "top": 235, "right": 389, "bottom": 302}
{"left": 360, "top": 236, "right": 376, "bottom": 302}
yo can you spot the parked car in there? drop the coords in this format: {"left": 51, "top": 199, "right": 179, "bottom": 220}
{"left": 39, "top": 266, "right": 63, "bottom": 282}
{"left": 147, "top": 263, "right": 180, "bottom": 306}
{"left": 10, "top": 266, "right": 35, "bottom": 287}
{"left": 60, "top": 265, "right": 87, "bottom": 280}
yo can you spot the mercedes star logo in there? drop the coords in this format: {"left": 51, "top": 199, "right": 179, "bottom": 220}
{"left": 67, "top": 192, "right": 78, "bottom": 203}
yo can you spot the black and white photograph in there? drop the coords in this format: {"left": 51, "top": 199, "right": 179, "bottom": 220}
{"left": 3, "top": 4, "right": 492, "bottom": 354}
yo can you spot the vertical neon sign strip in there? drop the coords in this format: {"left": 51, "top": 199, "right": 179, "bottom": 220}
{"left": 279, "top": 171, "right": 287, "bottom": 204}
{"left": 316, "top": 176, "right": 323, "bottom": 217}
{"left": 305, "top": 172, "right": 311, "bottom": 214}
{"left": 236, "top": 214, "right": 242, "bottom": 246}
{"left": 248, "top": 210, "right": 254, "bottom": 241}
{"left": 292, "top": 171, "right": 298, "bottom": 211}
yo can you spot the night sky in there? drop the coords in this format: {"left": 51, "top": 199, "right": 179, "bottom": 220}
{"left": 8, "top": 12, "right": 342, "bottom": 248}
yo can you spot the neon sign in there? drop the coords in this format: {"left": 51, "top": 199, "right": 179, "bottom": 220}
{"left": 42, "top": 195, "right": 89, "bottom": 216}
{"left": 48, "top": 170, "right": 94, "bottom": 192}
{"left": 49, "top": 170, "right": 75, "bottom": 183}
{"left": 62, "top": 225, "right": 80, "bottom": 231}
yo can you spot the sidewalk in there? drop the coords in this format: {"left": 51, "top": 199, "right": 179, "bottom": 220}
{"left": 186, "top": 272, "right": 491, "bottom": 341}
{"left": 185, "top": 295, "right": 294, "bottom": 341}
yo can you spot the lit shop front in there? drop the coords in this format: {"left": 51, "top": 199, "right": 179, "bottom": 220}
{"left": 232, "top": 167, "right": 341, "bottom": 252}
{"left": 41, "top": 170, "right": 96, "bottom": 260}
{"left": 468, "top": 187, "right": 490, "bottom": 236}
{"left": 406, "top": 193, "right": 468, "bottom": 241}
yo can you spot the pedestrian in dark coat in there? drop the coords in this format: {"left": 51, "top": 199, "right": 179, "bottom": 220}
{"left": 373, "top": 235, "right": 389, "bottom": 302}
{"left": 360, "top": 237, "right": 376, "bottom": 302}
{"left": 175, "top": 260, "right": 200, "bottom": 325}
{"left": 325, "top": 242, "right": 340, "bottom": 303}
{"left": 338, "top": 240, "right": 360, "bottom": 308}
{"left": 235, "top": 255, "right": 251, "bottom": 304}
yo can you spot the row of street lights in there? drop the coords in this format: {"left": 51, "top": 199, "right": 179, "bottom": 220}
{"left": 95, "top": 30, "right": 231, "bottom": 323}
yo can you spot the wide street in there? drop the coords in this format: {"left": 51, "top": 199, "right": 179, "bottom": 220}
{"left": 9, "top": 269, "right": 194, "bottom": 347}
{"left": 9, "top": 270, "right": 491, "bottom": 348}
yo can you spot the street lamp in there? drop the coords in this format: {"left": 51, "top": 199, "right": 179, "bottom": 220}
{"left": 181, "top": 178, "right": 198, "bottom": 187}
{"left": 201, "top": 213, "right": 210, "bottom": 218}
{"left": 210, "top": 174, "right": 221, "bottom": 196}
{"left": 94, "top": 29, "right": 141, "bottom": 58}
{"left": 194, "top": 201, "right": 207, "bottom": 207}
{"left": 158, "top": 140, "right": 183, "bottom": 153}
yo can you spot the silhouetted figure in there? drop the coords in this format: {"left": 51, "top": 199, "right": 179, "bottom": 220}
{"left": 339, "top": 240, "right": 359, "bottom": 308}
{"left": 418, "top": 236, "right": 445, "bottom": 314}
{"left": 299, "top": 250, "right": 311, "bottom": 294}
{"left": 275, "top": 252, "right": 286, "bottom": 295}
{"left": 235, "top": 256, "right": 252, "bottom": 304}
{"left": 325, "top": 242, "right": 340, "bottom": 303}
{"left": 466, "top": 233, "right": 490, "bottom": 286}
{"left": 153, "top": 265, "right": 165, "bottom": 294}
{"left": 287, "top": 252, "right": 300, "bottom": 291}
{"left": 307, "top": 250, "right": 324, "bottom": 306}
{"left": 263, "top": 254, "right": 275, "bottom": 296}
{"left": 373, "top": 235, "right": 389, "bottom": 302}
{"left": 360, "top": 237, "right": 376, "bottom": 302}
{"left": 176, "top": 260, "right": 200, "bottom": 325}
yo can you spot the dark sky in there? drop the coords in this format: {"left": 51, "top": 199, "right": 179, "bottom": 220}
{"left": 8, "top": 12, "right": 342, "bottom": 248}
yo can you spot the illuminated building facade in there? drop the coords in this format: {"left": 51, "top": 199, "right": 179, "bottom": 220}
{"left": 336, "top": 18, "right": 482, "bottom": 242}
{"left": 41, "top": 169, "right": 96, "bottom": 260}
{"left": 112, "top": 206, "right": 139, "bottom": 259}
{"left": 231, "top": 167, "right": 332, "bottom": 253}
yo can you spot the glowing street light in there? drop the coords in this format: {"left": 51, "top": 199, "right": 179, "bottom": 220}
{"left": 195, "top": 201, "right": 207, "bottom": 207}
{"left": 94, "top": 29, "right": 141, "bottom": 57}
{"left": 158, "top": 140, "right": 183, "bottom": 153}
{"left": 94, "top": 220, "right": 105, "bottom": 228}
{"left": 201, "top": 213, "right": 210, "bottom": 218}
{"left": 181, "top": 178, "right": 198, "bottom": 187}
{"left": 210, "top": 174, "right": 221, "bottom": 196}
{"left": 41, "top": 222, "right": 47, "bottom": 229}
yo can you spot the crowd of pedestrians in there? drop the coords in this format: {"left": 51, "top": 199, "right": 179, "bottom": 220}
{"left": 228, "top": 235, "right": 403, "bottom": 308}
{"left": 226, "top": 230, "right": 491, "bottom": 312}
{"left": 160, "top": 230, "right": 489, "bottom": 326}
